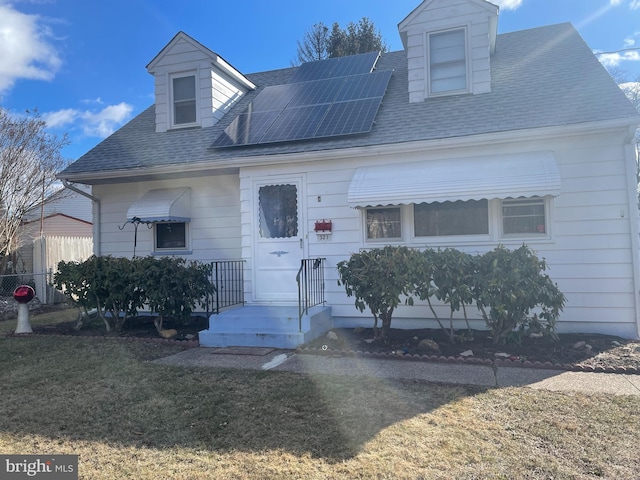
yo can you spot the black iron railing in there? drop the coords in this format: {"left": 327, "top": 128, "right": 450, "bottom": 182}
{"left": 296, "top": 257, "right": 326, "bottom": 326}
{"left": 208, "top": 260, "right": 245, "bottom": 315}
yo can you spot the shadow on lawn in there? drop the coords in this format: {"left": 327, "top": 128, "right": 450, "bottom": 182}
{"left": 0, "top": 335, "right": 483, "bottom": 462}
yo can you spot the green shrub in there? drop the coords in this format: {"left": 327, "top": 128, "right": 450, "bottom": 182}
{"left": 337, "top": 244, "right": 565, "bottom": 346}
{"left": 337, "top": 245, "right": 418, "bottom": 341}
{"left": 137, "top": 256, "right": 214, "bottom": 332}
{"left": 411, "top": 248, "right": 477, "bottom": 343}
{"left": 54, "top": 256, "right": 215, "bottom": 334}
{"left": 474, "top": 245, "right": 565, "bottom": 345}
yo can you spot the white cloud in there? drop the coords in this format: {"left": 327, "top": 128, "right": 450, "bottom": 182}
{"left": 630, "top": 0, "right": 640, "bottom": 9}
{"left": 42, "top": 108, "right": 78, "bottom": 128}
{"left": 597, "top": 50, "right": 640, "bottom": 68}
{"left": 81, "top": 97, "right": 105, "bottom": 105}
{"left": 610, "top": 0, "right": 623, "bottom": 5}
{"left": 493, "top": 0, "right": 523, "bottom": 11}
{"left": 81, "top": 103, "right": 133, "bottom": 137}
{"left": 0, "top": 2, "right": 61, "bottom": 94}
{"left": 42, "top": 102, "right": 133, "bottom": 138}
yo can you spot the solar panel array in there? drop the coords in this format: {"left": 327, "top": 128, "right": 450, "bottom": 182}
{"left": 212, "top": 51, "right": 392, "bottom": 148}
{"left": 287, "top": 51, "right": 380, "bottom": 83}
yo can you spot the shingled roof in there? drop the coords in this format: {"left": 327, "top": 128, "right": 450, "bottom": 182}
{"left": 59, "top": 23, "right": 640, "bottom": 182}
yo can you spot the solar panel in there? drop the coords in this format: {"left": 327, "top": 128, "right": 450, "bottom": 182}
{"left": 334, "top": 70, "right": 393, "bottom": 102}
{"left": 212, "top": 50, "right": 391, "bottom": 148}
{"left": 288, "top": 51, "right": 380, "bottom": 83}
{"left": 314, "top": 98, "right": 382, "bottom": 138}
{"left": 261, "top": 105, "right": 331, "bottom": 143}
{"left": 212, "top": 110, "right": 281, "bottom": 147}
{"left": 287, "top": 77, "right": 345, "bottom": 107}
{"left": 250, "top": 83, "right": 303, "bottom": 112}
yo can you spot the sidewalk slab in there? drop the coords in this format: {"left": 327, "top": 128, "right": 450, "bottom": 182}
{"left": 152, "top": 348, "right": 640, "bottom": 396}
{"left": 496, "top": 367, "right": 640, "bottom": 396}
{"left": 275, "top": 354, "right": 497, "bottom": 387}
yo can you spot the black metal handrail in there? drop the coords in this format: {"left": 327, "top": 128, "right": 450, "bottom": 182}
{"left": 296, "top": 257, "right": 326, "bottom": 327}
{"left": 208, "top": 260, "right": 245, "bottom": 315}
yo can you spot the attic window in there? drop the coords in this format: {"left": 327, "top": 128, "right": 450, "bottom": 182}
{"left": 172, "top": 74, "right": 197, "bottom": 125}
{"left": 428, "top": 28, "right": 468, "bottom": 95}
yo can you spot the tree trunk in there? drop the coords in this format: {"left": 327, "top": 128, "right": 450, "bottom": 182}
{"left": 379, "top": 310, "right": 393, "bottom": 343}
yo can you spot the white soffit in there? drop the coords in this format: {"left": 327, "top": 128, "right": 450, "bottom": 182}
{"left": 347, "top": 152, "right": 561, "bottom": 207}
{"left": 127, "top": 187, "right": 191, "bottom": 222}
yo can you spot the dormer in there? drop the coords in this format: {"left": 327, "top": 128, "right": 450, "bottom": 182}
{"left": 398, "top": 0, "right": 498, "bottom": 103}
{"left": 146, "top": 32, "right": 256, "bottom": 133}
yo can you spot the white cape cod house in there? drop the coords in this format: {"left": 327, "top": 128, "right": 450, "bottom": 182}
{"left": 58, "top": 0, "right": 640, "bottom": 346}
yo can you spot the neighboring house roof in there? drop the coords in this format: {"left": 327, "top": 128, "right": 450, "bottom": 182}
{"left": 21, "top": 213, "right": 92, "bottom": 227}
{"left": 23, "top": 186, "right": 93, "bottom": 223}
{"left": 59, "top": 23, "right": 640, "bottom": 183}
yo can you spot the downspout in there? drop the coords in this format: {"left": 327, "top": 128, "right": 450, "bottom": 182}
{"left": 623, "top": 130, "right": 640, "bottom": 339}
{"left": 61, "top": 179, "right": 101, "bottom": 256}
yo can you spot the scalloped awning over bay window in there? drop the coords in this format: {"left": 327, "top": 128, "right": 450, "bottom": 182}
{"left": 127, "top": 187, "right": 191, "bottom": 223}
{"left": 347, "top": 152, "right": 561, "bottom": 207}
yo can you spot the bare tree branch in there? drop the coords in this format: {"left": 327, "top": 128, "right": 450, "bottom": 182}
{"left": 0, "top": 107, "right": 69, "bottom": 269}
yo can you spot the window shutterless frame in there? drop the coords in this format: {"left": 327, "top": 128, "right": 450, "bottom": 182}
{"left": 501, "top": 197, "right": 549, "bottom": 237}
{"left": 155, "top": 222, "right": 189, "bottom": 251}
{"left": 426, "top": 27, "right": 470, "bottom": 97}
{"left": 170, "top": 72, "right": 198, "bottom": 127}
{"left": 365, "top": 206, "right": 403, "bottom": 241}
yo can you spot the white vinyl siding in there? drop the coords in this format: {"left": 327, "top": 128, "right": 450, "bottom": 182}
{"left": 429, "top": 29, "right": 467, "bottom": 94}
{"left": 94, "top": 175, "right": 241, "bottom": 261}
{"left": 149, "top": 34, "right": 252, "bottom": 132}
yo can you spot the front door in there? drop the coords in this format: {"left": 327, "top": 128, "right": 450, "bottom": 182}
{"left": 254, "top": 178, "right": 304, "bottom": 301}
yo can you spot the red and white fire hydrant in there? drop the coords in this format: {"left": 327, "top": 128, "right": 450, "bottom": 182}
{"left": 13, "top": 285, "right": 35, "bottom": 334}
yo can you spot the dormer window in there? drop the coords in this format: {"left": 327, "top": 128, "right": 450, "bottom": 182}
{"left": 172, "top": 73, "right": 197, "bottom": 126}
{"left": 428, "top": 28, "right": 468, "bottom": 96}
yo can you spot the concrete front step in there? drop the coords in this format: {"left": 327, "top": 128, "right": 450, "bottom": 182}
{"left": 199, "top": 305, "right": 332, "bottom": 348}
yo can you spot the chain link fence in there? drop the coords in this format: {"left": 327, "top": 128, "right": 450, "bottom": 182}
{"left": 0, "top": 271, "right": 64, "bottom": 305}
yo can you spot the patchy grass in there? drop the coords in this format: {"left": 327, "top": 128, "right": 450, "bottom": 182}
{"left": 0, "top": 303, "right": 78, "bottom": 335}
{"left": 0, "top": 317, "right": 639, "bottom": 479}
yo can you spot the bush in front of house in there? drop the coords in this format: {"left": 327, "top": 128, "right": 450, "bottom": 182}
{"left": 337, "top": 244, "right": 566, "bottom": 345}
{"left": 473, "top": 244, "right": 566, "bottom": 345}
{"left": 136, "top": 256, "right": 214, "bottom": 333}
{"left": 54, "top": 255, "right": 214, "bottom": 333}
{"left": 337, "top": 245, "right": 420, "bottom": 342}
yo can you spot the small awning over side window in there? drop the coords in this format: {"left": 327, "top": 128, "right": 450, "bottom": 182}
{"left": 127, "top": 187, "right": 191, "bottom": 223}
{"left": 347, "top": 151, "right": 561, "bottom": 207}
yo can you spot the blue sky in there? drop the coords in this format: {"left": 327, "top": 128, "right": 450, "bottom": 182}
{"left": 1, "top": 0, "right": 639, "bottom": 161}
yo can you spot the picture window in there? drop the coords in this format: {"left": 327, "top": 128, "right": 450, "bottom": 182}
{"left": 156, "top": 222, "right": 187, "bottom": 249}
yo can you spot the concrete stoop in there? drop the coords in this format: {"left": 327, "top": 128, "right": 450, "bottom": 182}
{"left": 198, "top": 305, "right": 332, "bottom": 349}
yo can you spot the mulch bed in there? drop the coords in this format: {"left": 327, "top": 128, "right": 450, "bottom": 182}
{"left": 5, "top": 305, "right": 640, "bottom": 373}
{"left": 298, "top": 327, "right": 640, "bottom": 374}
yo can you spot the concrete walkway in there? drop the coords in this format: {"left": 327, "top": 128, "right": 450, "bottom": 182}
{"left": 152, "top": 347, "right": 640, "bottom": 396}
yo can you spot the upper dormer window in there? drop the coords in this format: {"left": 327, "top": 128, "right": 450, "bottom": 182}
{"left": 428, "top": 28, "right": 468, "bottom": 96}
{"left": 172, "top": 73, "right": 197, "bottom": 126}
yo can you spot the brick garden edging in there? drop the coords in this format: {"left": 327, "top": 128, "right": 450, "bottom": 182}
{"left": 8, "top": 333, "right": 639, "bottom": 374}
{"left": 295, "top": 346, "right": 640, "bottom": 375}
{"left": 8, "top": 332, "right": 200, "bottom": 348}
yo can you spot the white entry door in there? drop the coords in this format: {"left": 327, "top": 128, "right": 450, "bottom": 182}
{"left": 253, "top": 178, "right": 304, "bottom": 301}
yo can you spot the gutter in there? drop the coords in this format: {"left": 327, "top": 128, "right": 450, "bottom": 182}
{"left": 60, "top": 117, "right": 640, "bottom": 185}
{"left": 61, "top": 179, "right": 101, "bottom": 256}
{"left": 623, "top": 132, "right": 640, "bottom": 340}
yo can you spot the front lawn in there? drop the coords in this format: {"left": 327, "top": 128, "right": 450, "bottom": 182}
{"left": 0, "top": 311, "right": 639, "bottom": 479}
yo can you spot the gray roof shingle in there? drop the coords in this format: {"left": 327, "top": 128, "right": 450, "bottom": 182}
{"left": 60, "top": 23, "right": 639, "bottom": 179}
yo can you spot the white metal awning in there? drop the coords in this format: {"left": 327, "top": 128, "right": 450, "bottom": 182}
{"left": 347, "top": 151, "right": 561, "bottom": 207}
{"left": 126, "top": 187, "right": 191, "bottom": 223}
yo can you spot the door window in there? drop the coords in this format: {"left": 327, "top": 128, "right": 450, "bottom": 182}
{"left": 258, "top": 184, "right": 298, "bottom": 238}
